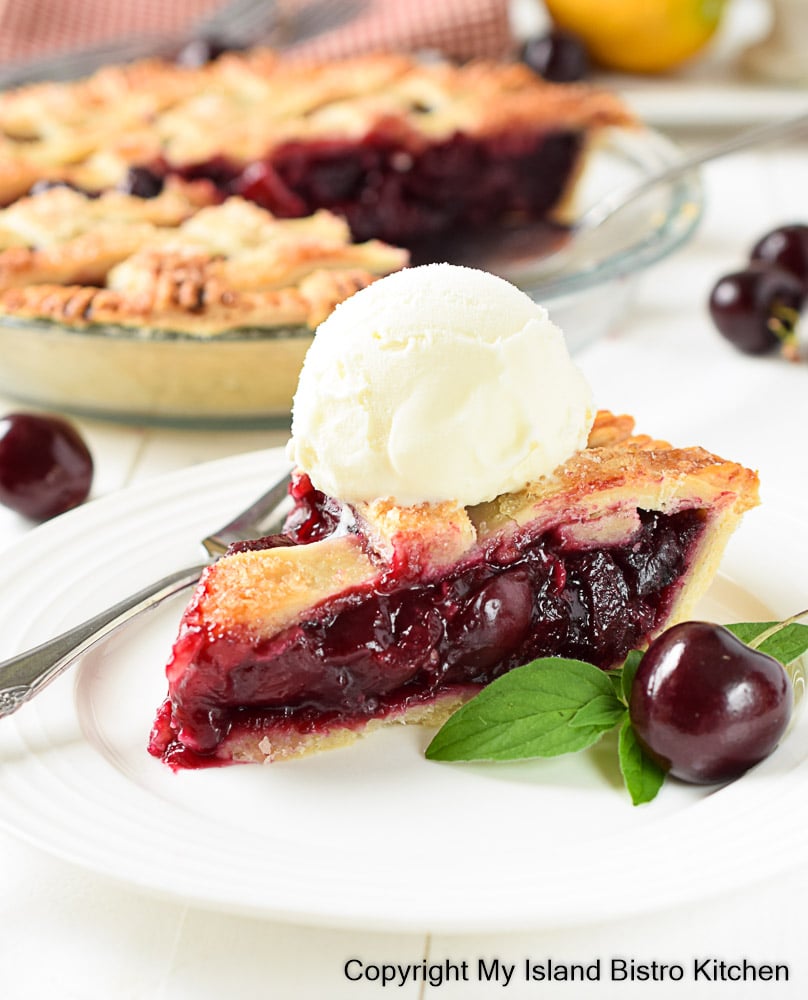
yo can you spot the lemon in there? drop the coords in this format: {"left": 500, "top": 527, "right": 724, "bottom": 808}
{"left": 543, "top": 0, "right": 728, "bottom": 74}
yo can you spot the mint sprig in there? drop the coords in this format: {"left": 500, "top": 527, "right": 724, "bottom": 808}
{"left": 725, "top": 620, "right": 808, "bottom": 666}
{"left": 425, "top": 614, "right": 808, "bottom": 805}
{"left": 618, "top": 716, "right": 665, "bottom": 806}
{"left": 425, "top": 657, "right": 625, "bottom": 761}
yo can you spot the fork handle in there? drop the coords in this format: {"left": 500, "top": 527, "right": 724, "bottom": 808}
{"left": 0, "top": 34, "right": 180, "bottom": 88}
{"left": 0, "top": 564, "right": 206, "bottom": 719}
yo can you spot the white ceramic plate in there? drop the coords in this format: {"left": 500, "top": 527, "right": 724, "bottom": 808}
{"left": 0, "top": 450, "right": 805, "bottom": 933}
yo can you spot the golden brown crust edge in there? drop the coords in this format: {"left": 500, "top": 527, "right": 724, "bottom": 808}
{"left": 0, "top": 190, "right": 409, "bottom": 334}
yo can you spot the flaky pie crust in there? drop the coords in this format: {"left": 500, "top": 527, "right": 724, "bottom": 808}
{"left": 0, "top": 187, "right": 407, "bottom": 334}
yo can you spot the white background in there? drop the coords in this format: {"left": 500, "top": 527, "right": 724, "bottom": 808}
{"left": 3, "top": 0, "right": 808, "bottom": 995}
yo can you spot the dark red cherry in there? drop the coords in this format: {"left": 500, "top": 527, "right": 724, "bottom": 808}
{"left": 450, "top": 569, "right": 534, "bottom": 674}
{"left": 708, "top": 262, "right": 804, "bottom": 355}
{"left": 629, "top": 621, "right": 793, "bottom": 784}
{"left": 234, "top": 161, "right": 307, "bottom": 216}
{"left": 118, "top": 166, "right": 164, "bottom": 199}
{"left": 0, "top": 413, "right": 94, "bottom": 521}
{"left": 521, "top": 29, "right": 589, "bottom": 82}
{"left": 750, "top": 224, "right": 808, "bottom": 289}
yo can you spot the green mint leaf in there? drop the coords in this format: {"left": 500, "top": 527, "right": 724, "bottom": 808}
{"left": 618, "top": 649, "right": 644, "bottom": 703}
{"left": 618, "top": 716, "right": 666, "bottom": 806}
{"left": 569, "top": 693, "right": 627, "bottom": 729}
{"left": 425, "top": 657, "right": 621, "bottom": 762}
{"left": 725, "top": 621, "right": 808, "bottom": 666}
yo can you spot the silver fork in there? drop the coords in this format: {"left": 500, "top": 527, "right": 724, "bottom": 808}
{"left": 0, "top": 0, "right": 364, "bottom": 88}
{"left": 0, "top": 468, "right": 292, "bottom": 719}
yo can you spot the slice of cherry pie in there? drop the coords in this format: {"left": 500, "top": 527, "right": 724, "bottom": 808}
{"left": 149, "top": 411, "right": 759, "bottom": 769}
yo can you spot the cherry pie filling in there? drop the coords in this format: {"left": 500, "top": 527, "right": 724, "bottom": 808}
{"left": 149, "top": 474, "right": 709, "bottom": 768}
{"left": 132, "top": 125, "right": 582, "bottom": 248}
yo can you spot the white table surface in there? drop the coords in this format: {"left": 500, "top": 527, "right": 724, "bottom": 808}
{"left": 2, "top": 130, "right": 808, "bottom": 998}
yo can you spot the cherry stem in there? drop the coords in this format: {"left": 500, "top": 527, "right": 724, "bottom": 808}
{"left": 768, "top": 304, "right": 801, "bottom": 362}
{"left": 748, "top": 608, "right": 808, "bottom": 650}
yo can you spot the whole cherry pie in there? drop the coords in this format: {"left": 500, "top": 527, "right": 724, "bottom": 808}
{"left": 0, "top": 51, "right": 635, "bottom": 250}
{"left": 149, "top": 411, "right": 759, "bottom": 768}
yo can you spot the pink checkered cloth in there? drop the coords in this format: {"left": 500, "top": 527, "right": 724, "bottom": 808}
{"left": 0, "top": 0, "right": 516, "bottom": 67}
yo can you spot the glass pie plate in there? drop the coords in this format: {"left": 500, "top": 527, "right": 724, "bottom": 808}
{"left": 0, "top": 126, "right": 702, "bottom": 427}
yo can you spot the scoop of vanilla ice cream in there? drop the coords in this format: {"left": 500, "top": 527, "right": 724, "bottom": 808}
{"left": 287, "top": 263, "right": 594, "bottom": 506}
